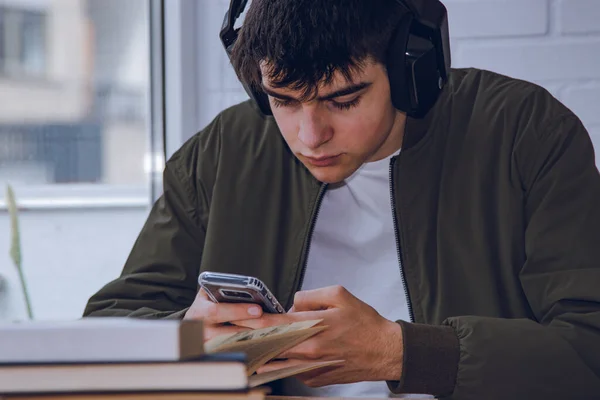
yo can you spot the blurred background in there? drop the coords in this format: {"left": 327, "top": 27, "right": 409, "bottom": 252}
{"left": 0, "top": 0, "right": 598, "bottom": 321}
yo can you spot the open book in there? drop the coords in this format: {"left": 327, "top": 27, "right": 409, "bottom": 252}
{"left": 206, "top": 319, "right": 344, "bottom": 387}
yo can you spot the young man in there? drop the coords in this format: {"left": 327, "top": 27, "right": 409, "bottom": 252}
{"left": 83, "top": 0, "right": 600, "bottom": 399}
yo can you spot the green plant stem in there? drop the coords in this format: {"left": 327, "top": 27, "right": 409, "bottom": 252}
{"left": 6, "top": 184, "right": 34, "bottom": 320}
{"left": 16, "top": 262, "right": 34, "bottom": 320}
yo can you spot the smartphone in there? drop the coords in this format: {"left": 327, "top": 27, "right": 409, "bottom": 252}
{"left": 198, "top": 271, "right": 285, "bottom": 314}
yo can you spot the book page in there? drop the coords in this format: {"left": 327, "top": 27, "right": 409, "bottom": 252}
{"left": 248, "top": 360, "right": 345, "bottom": 388}
{"left": 243, "top": 326, "right": 326, "bottom": 374}
{"left": 204, "top": 319, "right": 323, "bottom": 353}
{"left": 205, "top": 319, "right": 327, "bottom": 375}
{"left": 214, "top": 326, "right": 327, "bottom": 375}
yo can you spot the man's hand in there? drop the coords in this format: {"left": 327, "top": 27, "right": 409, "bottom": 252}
{"left": 184, "top": 289, "right": 264, "bottom": 341}
{"left": 234, "top": 285, "right": 404, "bottom": 387}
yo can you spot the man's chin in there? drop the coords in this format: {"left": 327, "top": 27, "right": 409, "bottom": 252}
{"left": 306, "top": 165, "right": 357, "bottom": 184}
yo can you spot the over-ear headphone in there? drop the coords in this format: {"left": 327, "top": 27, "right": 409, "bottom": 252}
{"left": 220, "top": 0, "right": 451, "bottom": 118}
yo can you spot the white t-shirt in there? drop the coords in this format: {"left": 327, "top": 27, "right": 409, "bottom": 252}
{"left": 281, "top": 152, "right": 433, "bottom": 398}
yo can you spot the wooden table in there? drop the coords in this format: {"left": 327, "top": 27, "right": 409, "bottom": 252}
{"left": 1, "top": 392, "right": 395, "bottom": 400}
{"left": 268, "top": 397, "right": 391, "bottom": 399}
{"left": 1, "top": 396, "right": 395, "bottom": 400}
{"left": 1, "top": 396, "right": 365, "bottom": 400}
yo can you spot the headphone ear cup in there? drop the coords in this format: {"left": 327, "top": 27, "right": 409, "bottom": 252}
{"left": 225, "top": 51, "right": 272, "bottom": 116}
{"left": 406, "top": 35, "right": 442, "bottom": 118}
{"left": 387, "top": 12, "right": 445, "bottom": 118}
{"left": 386, "top": 14, "right": 414, "bottom": 114}
{"left": 244, "top": 82, "right": 272, "bottom": 116}
{"left": 221, "top": 36, "right": 272, "bottom": 115}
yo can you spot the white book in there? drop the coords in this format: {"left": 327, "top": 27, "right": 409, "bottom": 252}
{"left": 0, "top": 317, "right": 204, "bottom": 364}
{"left": 0, "top": 360, "right": 248, "bottom": 394}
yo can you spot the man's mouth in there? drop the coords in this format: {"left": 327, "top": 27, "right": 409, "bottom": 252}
{"left": 303, "top": 154, "right": 341, "bottom": 167}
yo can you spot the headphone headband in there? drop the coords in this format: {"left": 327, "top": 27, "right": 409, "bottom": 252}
{"left": 221, "top": 0, "right": 247, "bottom": 51}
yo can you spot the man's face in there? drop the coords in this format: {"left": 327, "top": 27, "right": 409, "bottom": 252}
{"left": 261, "top": 60, "right": 406, "bottom": 184}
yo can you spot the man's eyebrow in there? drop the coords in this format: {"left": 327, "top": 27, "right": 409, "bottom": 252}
{"left": 318, "top": 82, "right": 372, "bottom": 101}
{"left": 261, "top": 82, "right": 372, "bottom": 102}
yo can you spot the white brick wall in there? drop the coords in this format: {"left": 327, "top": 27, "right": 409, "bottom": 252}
{"left": 448, "top": 0, "right": 600, "bottom": 163}
{"left": 559, "top": 0, "right": 600, "bottom": 34}
{"left": 446, "top": 0, "right": 549, "bottom": 38}
{"left": 199, "top": 0, "right": 600, "bottom": 164}
{"left": 562, "top": 85, "right": 600, "bottom": 125}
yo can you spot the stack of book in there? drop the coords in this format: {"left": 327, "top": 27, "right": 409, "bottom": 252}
{"left": 0, "top": 317, "right": 342, "bottom": 399}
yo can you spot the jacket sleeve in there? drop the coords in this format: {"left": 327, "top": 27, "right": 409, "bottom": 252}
{"left": 389, "top": 114, "right": 600, "bottom": 399}
{"left": 82, "top": 139, "right": 207, "bottom": 320}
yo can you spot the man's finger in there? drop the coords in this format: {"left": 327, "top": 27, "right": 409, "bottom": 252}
{"left": 197, "top": 287, "right": 210, "bottom": 300}
{"left": 194, "top": 299, "right": 264, "bottom": 324}
{"left": 293, "top": 285, "right": 353, "bottom": 312}
{"left": 232, "top": 313, "right": 298, "bottom": 329}
{"left": 296, "top": 364, "right": 344, "bottom": 387}
{"left": 256, "top": 359, "right": 344, "bottom": 388}
{"left": 255, "top": 359, "right": 311, "bottom": 375}
{"left": 232, "top": 310, "right": 323, "bottom": 329}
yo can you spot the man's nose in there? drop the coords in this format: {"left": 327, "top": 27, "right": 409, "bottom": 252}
{"left": 297, "top": 109, "right": 333, "bottom": 149}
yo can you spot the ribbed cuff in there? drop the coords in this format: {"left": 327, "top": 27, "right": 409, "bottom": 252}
{"left": 387, "top": 321, "right": 460, "bottom": 397}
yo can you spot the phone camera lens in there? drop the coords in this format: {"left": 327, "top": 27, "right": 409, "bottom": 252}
{"left": 222, "top": 290, "right": 252, "bottom": 299}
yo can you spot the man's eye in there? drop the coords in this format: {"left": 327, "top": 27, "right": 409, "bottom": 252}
{"left": 271, "top": 98, "right": 296, "bottom": 108}
{"left": 330, "top": 97, "right": 361, "bottom": 111}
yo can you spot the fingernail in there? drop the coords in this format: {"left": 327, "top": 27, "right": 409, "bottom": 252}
{"left": 248, "top": 306, "right": 262, "bottom": 316}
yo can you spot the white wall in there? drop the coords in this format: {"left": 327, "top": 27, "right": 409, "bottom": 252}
{"left": 447, "top": 0, "right": 600, "bottom": 162}
{"left": 0, "top": 205, "right": 149, "bottom": 321}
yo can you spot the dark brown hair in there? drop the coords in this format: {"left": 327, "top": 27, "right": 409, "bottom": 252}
{"left": 230, "top": 0, "right": 408, "bottom": 101}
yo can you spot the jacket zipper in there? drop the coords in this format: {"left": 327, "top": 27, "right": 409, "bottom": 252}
{"left": 294, "top": 183, "right": 328, "bottom": 304}
{"left": 389, "top": 156, "right": 415, "bottom": 323}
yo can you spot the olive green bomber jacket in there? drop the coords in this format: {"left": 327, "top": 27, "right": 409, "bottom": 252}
{"left": 83, "top": 68, "right": 600, "bottom": 399}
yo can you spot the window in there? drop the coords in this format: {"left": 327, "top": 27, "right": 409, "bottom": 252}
{"left": 0, "top": 6, "right": 46, "bottom": 77}
{"left": 0, "top": 0, "right": 153, "bottom": 192}
{"left": 20, "top": 9, "right": 45, "bottom": 76}
{"left": 0, "top": 0, "right": 157, "bottom": 321}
